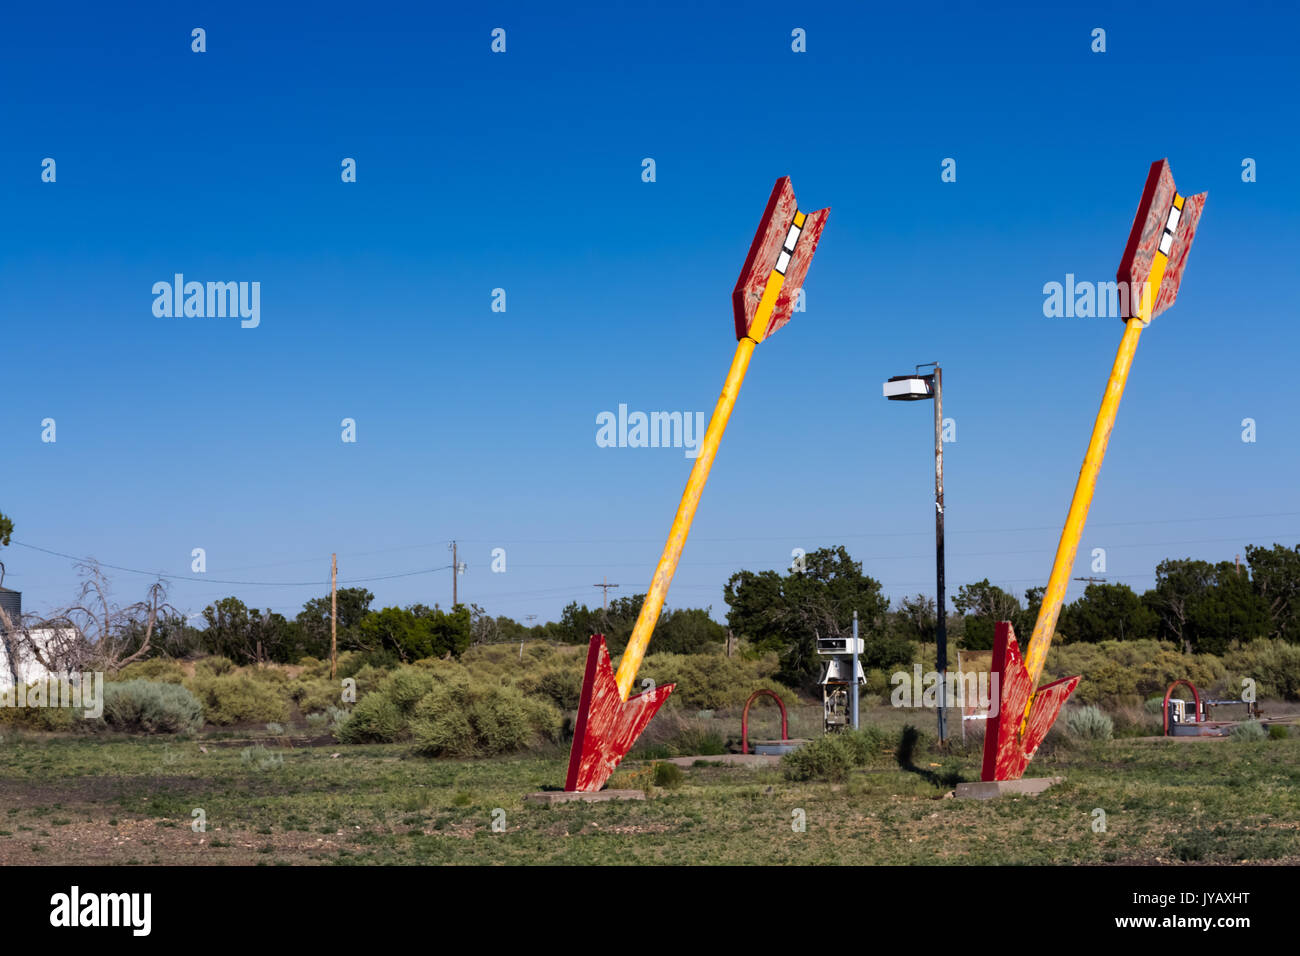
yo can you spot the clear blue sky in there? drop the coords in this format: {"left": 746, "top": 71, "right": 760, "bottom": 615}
{"left": 2, "top": 1, "right": 1296, "bottom": 628}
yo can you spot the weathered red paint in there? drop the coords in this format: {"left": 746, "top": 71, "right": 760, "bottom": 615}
{"left": 1162, "top": 679, "right": 1203, "bottom": 736}
{"left": 564, "top": 634, "right": 675, "bottom": 792}
{"left": 980, "top": 622, "right": 1080, "bottom": 782}
{"left": 740, "top": 688, "right": 789, "bottom": 754}
{"left": 731, "top": 177, "right": 830, "bottom": 341}
{"left": 1116, "top": 159, "right": 1207, "bottom": 321}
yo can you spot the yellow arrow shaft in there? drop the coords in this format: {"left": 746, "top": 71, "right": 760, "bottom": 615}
{"left": 1022, "top": 225, "right": 1175, "bottom": 689}
{"left": 613, "top": 270, "right": 786, "bottom": 699}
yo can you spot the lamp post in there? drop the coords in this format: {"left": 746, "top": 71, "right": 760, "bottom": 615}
{"left": 883, "top": 363, "right": 947, "bottom": 743}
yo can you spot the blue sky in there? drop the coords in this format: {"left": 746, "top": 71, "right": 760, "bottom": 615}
{"left": 1, "top": 1, "right": 1296, "bottom": 627}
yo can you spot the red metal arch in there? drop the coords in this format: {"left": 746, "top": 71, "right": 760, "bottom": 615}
{"left": 1163, "top": 679, "right": 1203, "bottom": 736}
{"left": 741, "top": 689, "right": 789, "bottom": 754}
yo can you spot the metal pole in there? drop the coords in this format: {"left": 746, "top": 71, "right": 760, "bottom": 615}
{"left": 851, "top": 610, "right": 860, "bottom": 730}
{"left": 933, "top": 367, "right": 947, "bottom": 743}
{"left": 330, "top": 553, "right": 338, "bottom": 680}
{"left": 614, "top": 333, "right": 758, "bottom": 700}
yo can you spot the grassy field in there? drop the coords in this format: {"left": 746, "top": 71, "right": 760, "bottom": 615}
{"left": 1, "top": 714, "right": 1297, "bottom": 865}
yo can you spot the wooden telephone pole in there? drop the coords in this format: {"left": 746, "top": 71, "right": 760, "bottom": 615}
{"left": 330, "top": 554, "right": 340, "bottom": 681}
{"left": 592, "top": 576, "right": 619, "bottom": 614}
{"left": 330, "top": 553, "right": 338, "bottom": 679}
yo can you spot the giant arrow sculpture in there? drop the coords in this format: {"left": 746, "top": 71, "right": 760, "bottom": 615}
{"left": 982, "top": 160, "right": 1206, "bottom": 781}
{"left": 565, "top": 178, "right": 829, "bottom": 792}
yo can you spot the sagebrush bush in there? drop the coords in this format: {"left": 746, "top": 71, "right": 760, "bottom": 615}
{"left": 185, "top": 673, "right": 289, "bottom": 725}
{"left": 101, "top": 679, "right": 203, "bottom": 734}
{"left": 240, "top": 744, "right": 284, "bottom": 771}
{"left": 1065, "top": 705, "right": 1114, "bottom": 741}
{"left": 1230, "top": 720, "right": 1267, "bottom": 742}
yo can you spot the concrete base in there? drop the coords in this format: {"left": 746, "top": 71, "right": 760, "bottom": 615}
{"left": 661, "top": 753, "right": 779, "bottom": 768}
{"left": 953, "top": 776, "right": 1063, "bottom": 800}
{"left": 523, "top": 789, "right": 646, "bottom": 805}
{"left": 751, "top": 738, "right": 809, "bottom": 756}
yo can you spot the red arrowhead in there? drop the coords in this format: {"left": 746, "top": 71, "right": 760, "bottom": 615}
{"left": 1116, "top": 159, "right": 1206, "bottom": 321}
{"left": 731, "top": 176, "right": 829, "bottom": 342}
{"left": 980, "top": 622, "right": 1079, "bottom": 782}
{"left": 565, "top": 635, "right": 675, "bottom": 792}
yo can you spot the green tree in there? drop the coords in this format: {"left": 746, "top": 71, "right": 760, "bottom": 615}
{"left": 655, "top": 606, "right": 727, "bottom": 654}
{"left": 356, "top": 604, "right": 471, "bottom": 662}
{"left": 725, "top": 545, "right": 893, "bottom": 687}
{"left": 295, "top": 587, "right": 374, "bottom": 658}
{"left": 1060, "top": 583, "right": 1157, "bottom": 643}
{"left": 1184, "top": 561, "right": 1269, "bottom": 655}
{"left": 1147, "top": 558, "right": 1215, "bottom": 652}
{"left": 201, "top": 597, "right": 295, "bottom": 664}
{"left": 953, "top": 579, "right": 1021, "bottom": 650}
{"left": 895, "top": 594, "right": 936, "bottom": 644}
{"left": 1246, "top": 543, "right": 1300, "bottom": 643}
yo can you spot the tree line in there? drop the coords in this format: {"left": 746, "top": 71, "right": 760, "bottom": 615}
{"left": 1, "top": 508, "right": 1296, "bottom": 691}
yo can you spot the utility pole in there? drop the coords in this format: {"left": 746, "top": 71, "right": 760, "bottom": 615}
{"left": 330, "top": 553, "right": 338, "bottom": 680}
{"left": 448, "top": 541, "right": 466, "bottom": 606}
{"left": 592, "top": 577, "right": 620, "bottom": 615}
{"left": 1073, "top": 576, "right": 1108, "bottom": 585}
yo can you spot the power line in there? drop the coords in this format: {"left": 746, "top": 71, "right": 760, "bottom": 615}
{"left": 10, "top": 542, "right": 453, "bottom": 587}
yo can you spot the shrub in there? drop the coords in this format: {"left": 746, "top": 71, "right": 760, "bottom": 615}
{"left": 1065, "top": 705, "right": 1114, "bottom": 741}
{"left": 100, "top": 680, "right": 203, "bottom": 734}
{"left": 1268, "top": 723, "right": 1289, "bottom": 740}
{"left": 516, "top": 665, "right": 584, "bottom": 711}
{"left": 410, "top": 679, "right": 561, "bottom": 757}
{"left": 112, "top": 659, "right": 186, "bottom": 684}
{"left": 290, "top": 678, "right": 342, "bottom": 715}
{"left": 653, "top": 762, "right": 685, "bottom": 789}
{"left": 782, "top": 734, "right": 860, "bottom": 782}
{"left": 185, "top": 673, "right": 289, "bottom": 725}
{"left": 637, "top": 651, "right": 794, "bottom": 711}
{"left": 1048, "top": 640, "right": 1225, "bottom": 705}
{"left": 1230, "top": 720, "right": 1267, "bottom": 742}
{"left": 240, "top": 744, "right": 284, "bottom": 771}
{"left": 781, "top": 728, "right": 891, "bottom": 782}
{"left": 0, "top": 692, "right": 83, "bottom": 731}
{"left": 379, "top": 667, "right": 437, "bottom": 714}
{"left": 194, "top": 656, "right": 235, "bottom": 678}
{"left": 336, "top": 693, "right": 405, "bottom": 743}
{"left": 1222, "top": 639, "right": 1300, "bottom": 700}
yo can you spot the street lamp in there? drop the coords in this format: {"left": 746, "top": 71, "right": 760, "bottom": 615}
{"left": 883, "top": 362, "right": 948, "bottom": 744}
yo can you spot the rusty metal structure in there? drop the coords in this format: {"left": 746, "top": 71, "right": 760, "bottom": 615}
{"left": 564, "top": 177, "right": 829, "bottom": 792}
{"left": 982, "top": 160, "right": 1207, "bottom": 781}
{"left": 740, "top": 689, "right": 790, "bottom": 755}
